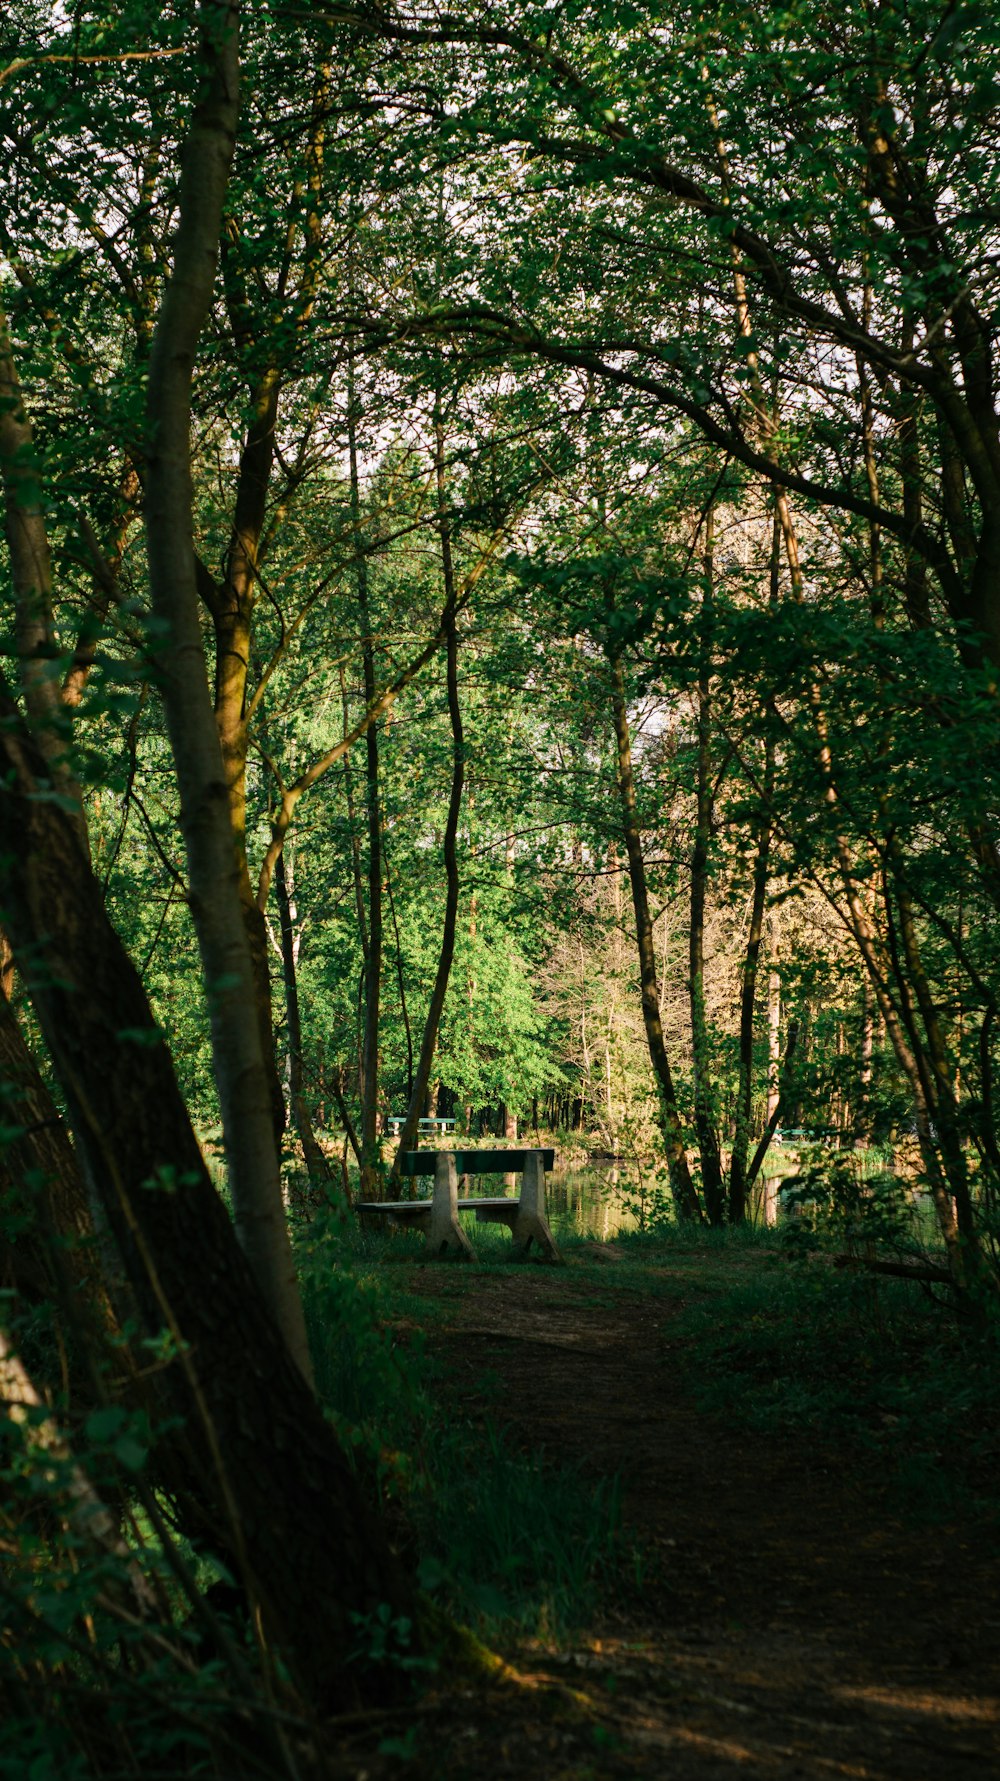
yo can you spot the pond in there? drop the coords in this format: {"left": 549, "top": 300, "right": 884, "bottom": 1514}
{"left": 545, "top": 1148, "right": 938, "bottom": 1242}
{"left": 545, "top": 1153, "right": 795, "bottom": 1238}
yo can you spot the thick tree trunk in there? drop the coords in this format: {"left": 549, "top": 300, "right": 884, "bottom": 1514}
{"left": 0, "top": 693, "right": 414, "bottom": 1705}
{"left": 0, "top": 983, "right": 131, "bottom": 1409}
{"left": 0, "top": 295, "right": 83, "bottom": 836}
{"left": 142, "top": 3, "right": 310, "bottom": 1379}
{"left": 0, "top": 1329, "right": 156, "bottom": 1618}
{"left": 608, "top": 652, "right": 701, "bottom": 1220}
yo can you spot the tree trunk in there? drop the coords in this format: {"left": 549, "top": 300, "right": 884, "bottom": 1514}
{"left": 608, "top": 652, "right": 701, "bottom": 1220}
{"left": 274, "top": 849, "right": 332, "bottom": 1201}
{"left": 858, "top": 978, "right": 874, "bottom": 1142}
{"left": 766, "top": 971, "right": 781, "bottom": 1126}
{"left": 384, "top": 830, "right": 414, "bottom": 1104}
{"left": 688, "top": 512, "right": 724, "bottom": 1222}
{"left": 211, "top": 372, "right": 287, "bottom": 1144}
{"left": 391, "top": 413, "right": 466, "bottom": 1174}
{"left": 0, "top": 295, "right": 83, "bottom": 836}
{"left": 142, "top": 2, "right": 310, "bottom": 1379}
{"left": 348, "top": 354, "right": 384, "bottom": 1198}
{"left": 0, "top": 689, "right": 415, "bottom": 1706}
{"left": 340, "top": 660, "right": 370, "bottom": 960}
{"left": 0, "top": 982, "right": 130, "bottom": 1408}
{"left": 729, "top": 737, "right": 774, "bottom": 1223}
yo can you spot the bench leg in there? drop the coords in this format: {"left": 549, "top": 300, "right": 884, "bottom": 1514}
{"left": 510, "top": 1151, "right": 563, "bottom": 1263}
{"left": 429, "top": 1152, "right": 475, "bottom": 1258}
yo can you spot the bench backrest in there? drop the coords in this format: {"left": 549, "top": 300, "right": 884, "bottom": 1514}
{"left": 398, "top": 1148, "right": 555, "bottom": 1177}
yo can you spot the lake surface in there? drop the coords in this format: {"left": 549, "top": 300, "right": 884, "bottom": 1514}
{"left": 546, "top": 1150, "right": 937, "bottom": 1241}
{"left": 545, "top": 1157, "right": 790, "bottom": 1238}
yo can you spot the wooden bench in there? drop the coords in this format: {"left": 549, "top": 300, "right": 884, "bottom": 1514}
{"left": 356, "top": 1149, "right": 561, "bottom": 1262}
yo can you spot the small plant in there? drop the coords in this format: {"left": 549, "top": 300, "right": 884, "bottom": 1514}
{"left": 350, "top": 1603, "right": 436, "bottom": 1674}
{"left": 619, "top": 1161, "right": 676, "bottom": 1234}
{"left": 779, "top": 1150, "right": 929, "bottom": 1265}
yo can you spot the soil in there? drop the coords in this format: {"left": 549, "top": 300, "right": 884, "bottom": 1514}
{"left": 386, "top": 1256, "right": 1000, "bottom": 1781}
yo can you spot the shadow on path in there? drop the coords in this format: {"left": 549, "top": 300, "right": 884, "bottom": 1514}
{"left": 410, "top": 1266, "right": 1000, "bottom": 1779}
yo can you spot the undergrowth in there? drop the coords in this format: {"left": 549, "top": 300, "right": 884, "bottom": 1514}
{"left": 297, "top": 1209, "right": 624, "bottom": 1643}
{"left": 668, "top": 1245, "right": 1000, "bottom": 1522}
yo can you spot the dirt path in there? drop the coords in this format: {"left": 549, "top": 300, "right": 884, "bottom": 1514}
{"left": 404, "top": 1263, "right": 1000, "bottom": 1780}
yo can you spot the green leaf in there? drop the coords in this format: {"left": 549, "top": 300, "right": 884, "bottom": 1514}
{"left": 84, "top": 1406, "right": 126, "bottom": 1445}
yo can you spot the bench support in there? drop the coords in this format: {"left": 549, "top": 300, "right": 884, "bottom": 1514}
{"left": 472, "top": 1151, "right": 561, "bottom": 1261}
{"left": 428, "top": 1152, "right": 475, "bottom": 1258}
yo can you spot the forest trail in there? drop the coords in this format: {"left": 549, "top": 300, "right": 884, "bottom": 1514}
{"left": 402, "top": 1260, "right": 1000, "bottom": 1780}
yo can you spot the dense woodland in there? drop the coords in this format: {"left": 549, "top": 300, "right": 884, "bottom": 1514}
{"left": 2, "top": 0, "right": 1000, "bottom": 1772}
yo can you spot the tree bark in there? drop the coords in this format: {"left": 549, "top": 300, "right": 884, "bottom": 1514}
{"left": 729, "top": 736, "right": 774, "bottom": 1223}
{"left": 348, "top": 352, "right": 384, "bottom": 1197}
{"left": 0, "top": 688, "right": 415, "bottom": 1705}
{"left": 142, "top": 2, "right": 310, "bottom": 1379}
{"left": 0, "top": 295, "right": 83, "bottom": 836}
{"left": 0, "top": 981, "right": 133, "bottom": 1413}
{"left": 688, "top": 512, "right": 724, "bottom": 1222}
{"left": 391, "top": 417, "right": 465, "bottom": 1176}
{"left": 608, "top": 652, "right": 701, "bottom": 1220}
{"left": 205, "top": 64, "right": 333, "bottom": 1145}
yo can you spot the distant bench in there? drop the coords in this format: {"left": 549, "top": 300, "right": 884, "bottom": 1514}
{"left": 384, "top": 1115, "right": 456, "bottom": 1138}
{"left": 356, "top": 1149, "right": 562, "bottom": 1263}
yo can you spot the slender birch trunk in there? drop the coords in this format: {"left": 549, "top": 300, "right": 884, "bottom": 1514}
{"left": 142, "top": 2, "right": 311, "bottom": 1380}
{"left": 689, "top": 510, "right": 724, "bottom": 1221}
{"left": 608, "top": 652, "right": 701, "bottom": 1220}
{"left": 392, "top": 411, "right": 465, "bottom": 1172}
{"left": 347, "top": 351, "right": 384, "bottom": 1196}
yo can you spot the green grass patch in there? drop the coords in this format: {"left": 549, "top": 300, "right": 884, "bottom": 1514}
{"left": 667, "top": 1246, "right": 1000, "bottom": 1522}
{"left": 297, "top": 1211, "right": 626, "bottom": 1642}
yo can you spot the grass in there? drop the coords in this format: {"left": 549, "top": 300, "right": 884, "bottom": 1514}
{"left": 297, "top": 1188, "right": 1000, "bottom": 1629}
{"left": 558, "top": 1204, "right": 1000, "bottom": 1523}
{"left": 296, "top": 1210, "right": 627, "bottom": 1643}
{"left": 660, "top": 1239, "right": 1000, "bottom": 1523}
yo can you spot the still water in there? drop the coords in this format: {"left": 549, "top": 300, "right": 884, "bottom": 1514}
{"left": 547, "top": 1152, "right": 935, "bottom": 1241}
{"left": 545, "top": 1158, "right": 788, "bottom": 1238}
{"left": 547, "top": 1166, "right": 642, "bottom": 1239}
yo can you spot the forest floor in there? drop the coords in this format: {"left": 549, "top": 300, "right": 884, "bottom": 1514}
{"left": 361, "top": 1242, "right": 1000, "bottom": 1781}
